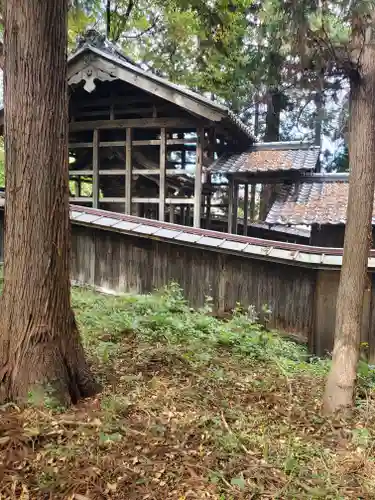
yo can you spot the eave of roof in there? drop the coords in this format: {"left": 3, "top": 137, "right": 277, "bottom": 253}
{"left": 209, "top": 142, "right": 320, "bottom": 176}
{"left": 0, "top": 196, "right": 374, "bottom": 268}
{"left": 0, "top": 33, "right": 254, "bottom": 140}
{"left": 67, "top": 34, "right": 253, "bottom": 139}
{"left": 65, "top": 204, "right": 375, "bottom": 270}
{"left": 265, "top": 176, "right": 360, "bottom": 226}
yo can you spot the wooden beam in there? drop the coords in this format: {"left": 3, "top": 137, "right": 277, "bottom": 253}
{"left": 232, "top": 182, "right": 239, "bottom": 234}
{"left": 69, "top": 197, "right": 93, "bottom": 202}
{"left": 72, "top": 95, "right": 163, "bottom": 109}
{"left": 250, "top": 184, "right": 256, "bottom": 221}
{"left": 89, "top": 58, "right": 225, "bottom": 122}
{"left": 125, "top": 128, "right": 132, "bottom": 214}
{"left": 69, "top": 142, "right": 93, "bottom": 149}
{"left": 69, "top": 170, "right": 93, "bottom": 176}
{"left": 69, "top": 138, "right": 198, "bottom": 149}
{"left": 92, "top": 129, "right": 99, "bottom": 208}
{"left": 243, "top": 183, "right": 249, "bottom": 236}
{"left": 159, "top": 127, "right": 166, "bottom": 221}
{"left": 169, "top": 206, "right": 175, "bottom": 223}
{"left": 186, "top": 205, "right": 191, "bottom": 226}
{"left": 70, "top": 117, "right": 207, "bottom": 132}
{"left": 227, "top": 178, "right": 239, "bottom": 234}
{"left": 132, "top": 169, "right": 191, "bottom": 176}
{"left": 193, "top": 128, "right": 204, "bottom": 228}
{"left": 99, "top": 170, "right": 125, "bottom": 175}
{"left": 100, "top": 197, "right": 127, "bottom": 203}
{"left": 131, "top": 197, "right": 196, "bottom": 204}
{"left": 228, "top": 178, "right": 234, "bottom": 234}
{"left": 205, "top": 128, "right": 216, "bottom": 227}
{"left": 132, "top": 197, "right": 158, "bottom": 204}
{"left": 69, "top": 169, "right": 134, "bottom": 176}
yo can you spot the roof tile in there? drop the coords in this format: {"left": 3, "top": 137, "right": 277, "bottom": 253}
{"left": 266, "top": 181, "right": 363, "bottom": 225}
{"left": 210, "top": 144, "right": 319, "bottom": 175}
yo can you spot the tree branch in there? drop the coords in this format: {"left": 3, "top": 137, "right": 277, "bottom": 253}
{"left": 124, "top": 16, "right": 159, "bottom": 40}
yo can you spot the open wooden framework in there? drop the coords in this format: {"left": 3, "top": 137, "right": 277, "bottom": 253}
{"left": 65, "top": 31, "right": 253, "bottom": 228}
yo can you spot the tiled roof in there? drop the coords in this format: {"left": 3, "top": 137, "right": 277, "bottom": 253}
{"left": 266, "top": 179, "right": 364, "bottom": 225}
{"left": 2, "top": 195, "right": 375, "bottom": 267}
{"left": 67, "top": 205, "right": 375, "bottom": 268}
{"left": 209, "top": 142, "right": 320, "bottom": 175}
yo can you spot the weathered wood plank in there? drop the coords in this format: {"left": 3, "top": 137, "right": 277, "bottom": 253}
{"left": 243, "top": 183, "right": 249, "bottom": 235}
{"left": 70, "top": 117, "right": 206, "bottom": 132}
{"left": 159, "top": 128, "right": 166, "bottom": 221}
{"left": 193, "top": 128, "right": 204, "bottom": 228}
{"left": 69, "top": 138, "right": 199, "bottom": 149}
{"left": 69, "top": 170, "right": 93, "bottom": 176}
{"left": 132, "top": 169, "right": 191, "bottom": 176}
{"left": 250, "top": 184, "right": 256, "bottom": 221}
{"left": 69, "top": 197, "right": 93, "bottom": 202}
{"left": 68, "top": 223, "right": 316, "bottom": 343}
{"left": 132, "top": 197, "right": 196, "bottom": 205}
{"left": 125, "top": 128, "right": 132, "bottom": 214}
{"left": 92, "top": 129, "right": 99, "bottom": 208}
{"left": 90, "top": 58, "right": 225, "bottom": 122}
{"left": 228, "top": 178, "right": 234, "bottom": 233}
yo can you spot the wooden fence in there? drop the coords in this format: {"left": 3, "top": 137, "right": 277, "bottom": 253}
{"left": 1, "top": 204, "right": 375, "bottom": 361}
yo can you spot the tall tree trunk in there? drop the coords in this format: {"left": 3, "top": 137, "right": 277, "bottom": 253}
{"left": 106, "top": 0, "right": 111, "bottom": 38}
{"left": 264, "top": 89, "right": 282, "bottom": 142}
{"left": 323, "top": 32, "right": 375, "bottom": 413}
{"left": 260, "top": 89, "right": 282, "bottom": 221}
{"left": 0, "top": 0, "right": 99, "bottom": 405}
{"left": 314, "top": 73, "right": 324, "bottom": 173}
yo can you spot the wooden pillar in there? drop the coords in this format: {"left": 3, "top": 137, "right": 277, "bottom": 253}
{"left": 205, "top": 194, "right": 211, "bottom": 229}
{"left": 228, "top": 177, "right": 238, "bottom": 234}
{"left": 194, "top": 128, "right": 204, "bottom": 228}
{"left": 181, "top": 145, "right": 186, "bottom": 171}
{"left": 92, "top": 129, "right": 99, "bottom": 208}
{"left": 74, "top": 178, "right": 81, "bottom": 197}
{"left": 159, "top": 127, "right": 166, "bottom": 221}
{"left": 125, "top": 127, "right": 132, "bottom": 215}
{"left": 243, "top": 183, "right": 249, "bottom": 236}
{"left": 186, "top": 205, "right": 191, "bottom": 226}
{"left": 205, "top": 128, "right": 215, "bottom": 229}
{"left": 233, "top": 182, "right": 239, "bottom": 234}
{"left": 228, "top": 177, "right": 233, "bottom": 233}
{"left": 250, "top": 184, "right": 256, "bottom": 221}
{"left": 169, "top": 206, "right": 175, "bottom": 223}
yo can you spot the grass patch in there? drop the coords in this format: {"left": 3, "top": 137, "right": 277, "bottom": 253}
{"left": 1, "top": 282, "right": 375, "bottom": 498}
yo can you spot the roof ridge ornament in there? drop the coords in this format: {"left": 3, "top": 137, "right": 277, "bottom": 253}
{"left": 76, "top": 29, "right": 107, "bottom": 51}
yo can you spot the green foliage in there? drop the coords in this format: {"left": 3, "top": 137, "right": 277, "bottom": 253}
{"left": 71, "top": 281, "right": 375, "bottom": 393}
{"left": 3, "top": 281, "right": 375, "bottom": 498}
{"left": 75, "top": 282, "right": 315, "bottom": 371}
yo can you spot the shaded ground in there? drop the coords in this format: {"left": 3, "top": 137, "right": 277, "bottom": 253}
{"left": 1, "top": 284, "right": 375, "bottom": 499}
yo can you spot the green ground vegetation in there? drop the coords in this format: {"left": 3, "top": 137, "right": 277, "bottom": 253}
{"left": 1, "top": 281, "right": 375, "bottom": 499}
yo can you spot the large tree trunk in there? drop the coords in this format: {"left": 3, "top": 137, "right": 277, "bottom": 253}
{"left": 0, "top": 0, "right": 99, "bottom": 405}
{"left": 323, "top": 34, "right": 375, "bottom": 414}
{"left": 259, "top": 88, "right": 283, "bottom": 221}
{"left": 264, "top": 89, "right": 282, "bottom": 142}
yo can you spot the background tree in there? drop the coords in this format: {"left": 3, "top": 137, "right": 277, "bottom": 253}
{"left": 0, "top": 0, "right": 98, "bottom": 404}
{"left": 261, "top": 0, "right": 375, "bottom": 412}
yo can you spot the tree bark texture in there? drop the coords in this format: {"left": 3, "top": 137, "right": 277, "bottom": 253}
{"left": 323, "top": 36, "right": 375, "bottom": 413}
{"left": 0, "top": 0, "right": 98, "bottom": 404}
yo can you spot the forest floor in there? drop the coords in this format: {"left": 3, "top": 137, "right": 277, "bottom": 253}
{"left": 1, "top": 283, "right": 375, "bottom": 499}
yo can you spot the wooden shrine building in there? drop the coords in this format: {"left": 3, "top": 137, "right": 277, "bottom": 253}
{"left": 0, "top": 30, "right": 326, "bottom": 244}
{"left": 64, "top": 30, "right": 256, "bottom": 227}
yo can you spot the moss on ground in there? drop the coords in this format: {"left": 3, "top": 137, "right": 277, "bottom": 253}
{"left": 0, "top": 283, "right": 375, "bottom": 499}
